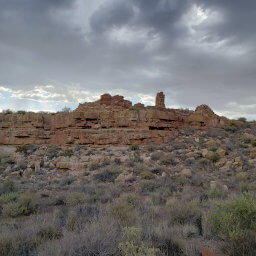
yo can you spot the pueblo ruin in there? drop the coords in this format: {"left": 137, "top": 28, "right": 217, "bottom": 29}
{"left": 0, "top": 92, "right": 228, "bottom": 146}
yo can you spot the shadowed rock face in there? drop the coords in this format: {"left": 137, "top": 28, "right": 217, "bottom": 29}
{"left": 0, "top": 92, "right": 228, "bottom": 145}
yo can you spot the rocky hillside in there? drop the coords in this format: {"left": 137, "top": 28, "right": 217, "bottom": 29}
{"left": 0, "top": 121, "right": 256, "bottom": 255}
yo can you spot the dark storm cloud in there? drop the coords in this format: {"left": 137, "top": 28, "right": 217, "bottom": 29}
{"left": 0, "top": 0, "right": 256, "bottom": 118}
{"left": 90, "top": 0, "right": 134, "bottom": 33}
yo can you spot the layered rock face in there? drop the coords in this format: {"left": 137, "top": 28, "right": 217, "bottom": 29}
{"left": 0, "top": 92, "right": 228, "bottom": 145}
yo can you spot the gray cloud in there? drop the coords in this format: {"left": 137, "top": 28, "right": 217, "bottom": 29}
{"left": 0, "top": 0, "right": 256, "bottom": 119}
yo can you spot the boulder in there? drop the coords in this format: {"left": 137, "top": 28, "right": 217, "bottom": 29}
{"left": 216, "top": 148, "right": 226, "bottom": 158}
{"left": 181, "top": 169, "right": 192, "bottom": 178}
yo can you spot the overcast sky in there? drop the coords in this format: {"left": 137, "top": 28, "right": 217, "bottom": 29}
{"left": 0, "top": 0, "right": 256, "bottom": 119}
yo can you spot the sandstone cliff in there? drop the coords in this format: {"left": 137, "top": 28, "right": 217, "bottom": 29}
{"left": 0, "top": 92, "right": 228, "bottom": 145}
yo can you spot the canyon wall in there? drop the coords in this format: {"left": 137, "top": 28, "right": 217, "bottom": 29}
{"left": 0, "top": 92, "right": 228, "bottom": 145}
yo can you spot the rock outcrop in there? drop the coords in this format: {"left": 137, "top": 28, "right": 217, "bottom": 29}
{"left": 0, "top": 92, "right": 228, "bottom": 146}
{"left": 155, "top": 92, "right": 165, "bottom": 109}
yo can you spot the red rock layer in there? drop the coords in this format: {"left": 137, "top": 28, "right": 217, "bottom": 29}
{"left": 0, "top": 92, "right": 228, "bottom": 145}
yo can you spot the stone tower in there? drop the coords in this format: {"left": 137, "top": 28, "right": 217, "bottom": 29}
{"left": 155, "top": 92, "right": 165, "bottom": 109}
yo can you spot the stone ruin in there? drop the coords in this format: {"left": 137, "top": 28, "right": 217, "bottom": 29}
{"left": 0, "top": 92, "right": 229, "bottom": 146}
{"left": 155, "top": 92, "right": 165, "bottom": 109}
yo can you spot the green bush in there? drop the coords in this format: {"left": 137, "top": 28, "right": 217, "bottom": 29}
{"left": 208, "top": 193, "right": 256, "bottom": 255}
{"left": 2, "top": 202, "right": 24, "bottom": 218}
{"left": 129, "top": 144, "right": 139, "bottom": 151}
{"left": 0, "top": 193, "right": 19, "bottom": 205}
{"left": 238, "top": 117, "right": 247, "bottom": 122}
{"left": 159, "top": 154, "right": 175, "bottom": 166}
{"left": 225, "top": 122, "right": 238, "bottom": 133}
{"left": 0, "top": 234, "right": 37, "bottom": 256}
{"left": 93, "top": 166, "right": 120, "bottom": 182}
{"left": 16, "top": 110, "right": 26, "bottom": 115}
{"left": 0, "top": 180, "right": 16, "bottom": 195}
{"left": 89, "top": 162, "right": 100, "bottom": 171}
{"left": 65, "top": 211, "right": 78, "bottom": 231}
{"left": 2, "top": 192, "right": 38, "bottom": 217}
{"left": 46, "top": 146, "right": 60, "bottom": 159}
{"left": 37, "top": 225, "right": 62, "bottom": 241}
{"left": 168, "top": 199, "right": 201, "bottom": 225}
{"left": 146, "top": 144, "right": 156, "bottom": 152}
{"left": 65, "top": 192, "right": 85, "bottom": 206}
{"left": 111, "top": 202, "right": 133, "bottom": 226}
{"left": 208, "top": 184, "right": 227, "bottom": 199}
{"left": 208, "top": 153, "right": 220, "bottom": 163}
{"left": 0, "top": 156, "right": 14, "bottom": 164}
{"left": 16, "top": 145, "right": 34, "bottom": 154}
{"left": 60, "top": 148, "right": 73, "bottom": 157}
{"left": 140, "top": 171, "right": 155, "bottom": 180}
{"left": 119, "top": 227, "right": 159, "bottom": 256}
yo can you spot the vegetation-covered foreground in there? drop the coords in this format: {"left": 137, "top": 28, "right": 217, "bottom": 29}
{"left": 0, "top": 122, "right": 256, "bottom": 255}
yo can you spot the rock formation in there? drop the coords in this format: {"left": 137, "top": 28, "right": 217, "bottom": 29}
{"left": 0, "top": 92, "right": 229, "bottom": 146}
{"left": 155, "top": 92, "right": 165, "bottom": 109}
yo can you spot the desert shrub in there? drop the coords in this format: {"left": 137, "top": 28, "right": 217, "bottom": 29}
{"left": 37, "top": 226, "right": 62, "bottom": 241}
{"left": 60, "top": 176, "right": 75, "bottom": 186}
{"left": 131, "top": 151, "right": 143, "bottom": 163}
{"left": 168, "top": 199, "right": 201, "bottom": 226}
{"left": 60, "top": 107, "right": 71, "bottom": 113}
{"left": 151, "top": 167, "right": 164, "bottom": 175}
{"left": 160, "top": 154, "right": 176, "bottom": 166}
{"left": 65, "top": 211, "right": 78, "bottom": 231}
{"left": 89, "top": 161, "right": 100, "bottom": 171}
{"left": 139, "top": 180, "right": 161, "bottom": 195}
{"left": 225, "top": 122, "right": 238, "bottom": 133}
{"left": 2, "top": 109, "right": 13, "bottom": 114}
{"left": 0, "top": 233, "right": 37, "bottom": 256}
{"left": 2, "top": 202, "right": 24, "bottom": 218}
{"left": 144, "top": 221, "right": 200, "bottom": 256}
{"left": 133, "top": 163, "right": 150, "bottom": 175}
{"left": 46, "top": 146, "right": 60, "bottom": 159}
{"left": 151, "top": 187, "right": 172, "bottom": 205}
{"left": 85, "top": 149, "right": 95, "bottom": 156}
{"left": 65, "top": 192, "right": 85, "bottom": 206}
{"left": 208, "top": 184, "right": 227, "bottom": 199}
{"left": 208, "top": 153, "right": 220, "bottom": 163}
{"left": 208, "top": 193, "right": 256, "bottom": 256}
{"left": 60, "top": 148, "right": 73, "bottom": 157}
{"left": 16, "top": 144, "right": 34, "bottom": 154}
{"left": 114, "top": 157, "right": 121, "bottom": 164}
{"left": 130, "top": 144, "right": 139, "bottom": 151}
{"left": 0, "top": 180, "right": 16, "bottom": 195}
{"left": 38, "top": 216, "right": 120, "bottom": 256}
{"left": 2, "top": 192, "right": 38, "bottom": 217}
{"left": 93, "top": 166, "right": 120, "bottom": 182}
{"left": 238, "top": 117, "right": 247, "bottom": 122}
{"left": 111, "top": 202, "right": 134, "bottom": 226}
{"left": 16, "top": 110, "right": 26, "bottom": 115}
{"left": 150, "top": 152, "right": 162, "bottom": 161}
{"left": 0, "top": 192, "right": 19, "bottom": 205}
{"left": 119, "top": 193, "right": 140, "bottom": 208}
{"left": 119, "top": 227, "right": 159, "bottom": 256}
{"left": 146, "top": 144, "right": 157, "bottom": 152}
{"left": 252, "top": 141, "right": 256, "bottom": 147}
{"left": 140, "top": 171, "right": 155, "bottom": 180}
{"left": 209, "top": 146, "right": 217, "bottom": 152}
{"left": 0, "top": 156, "right": 14, "bottom": 164}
